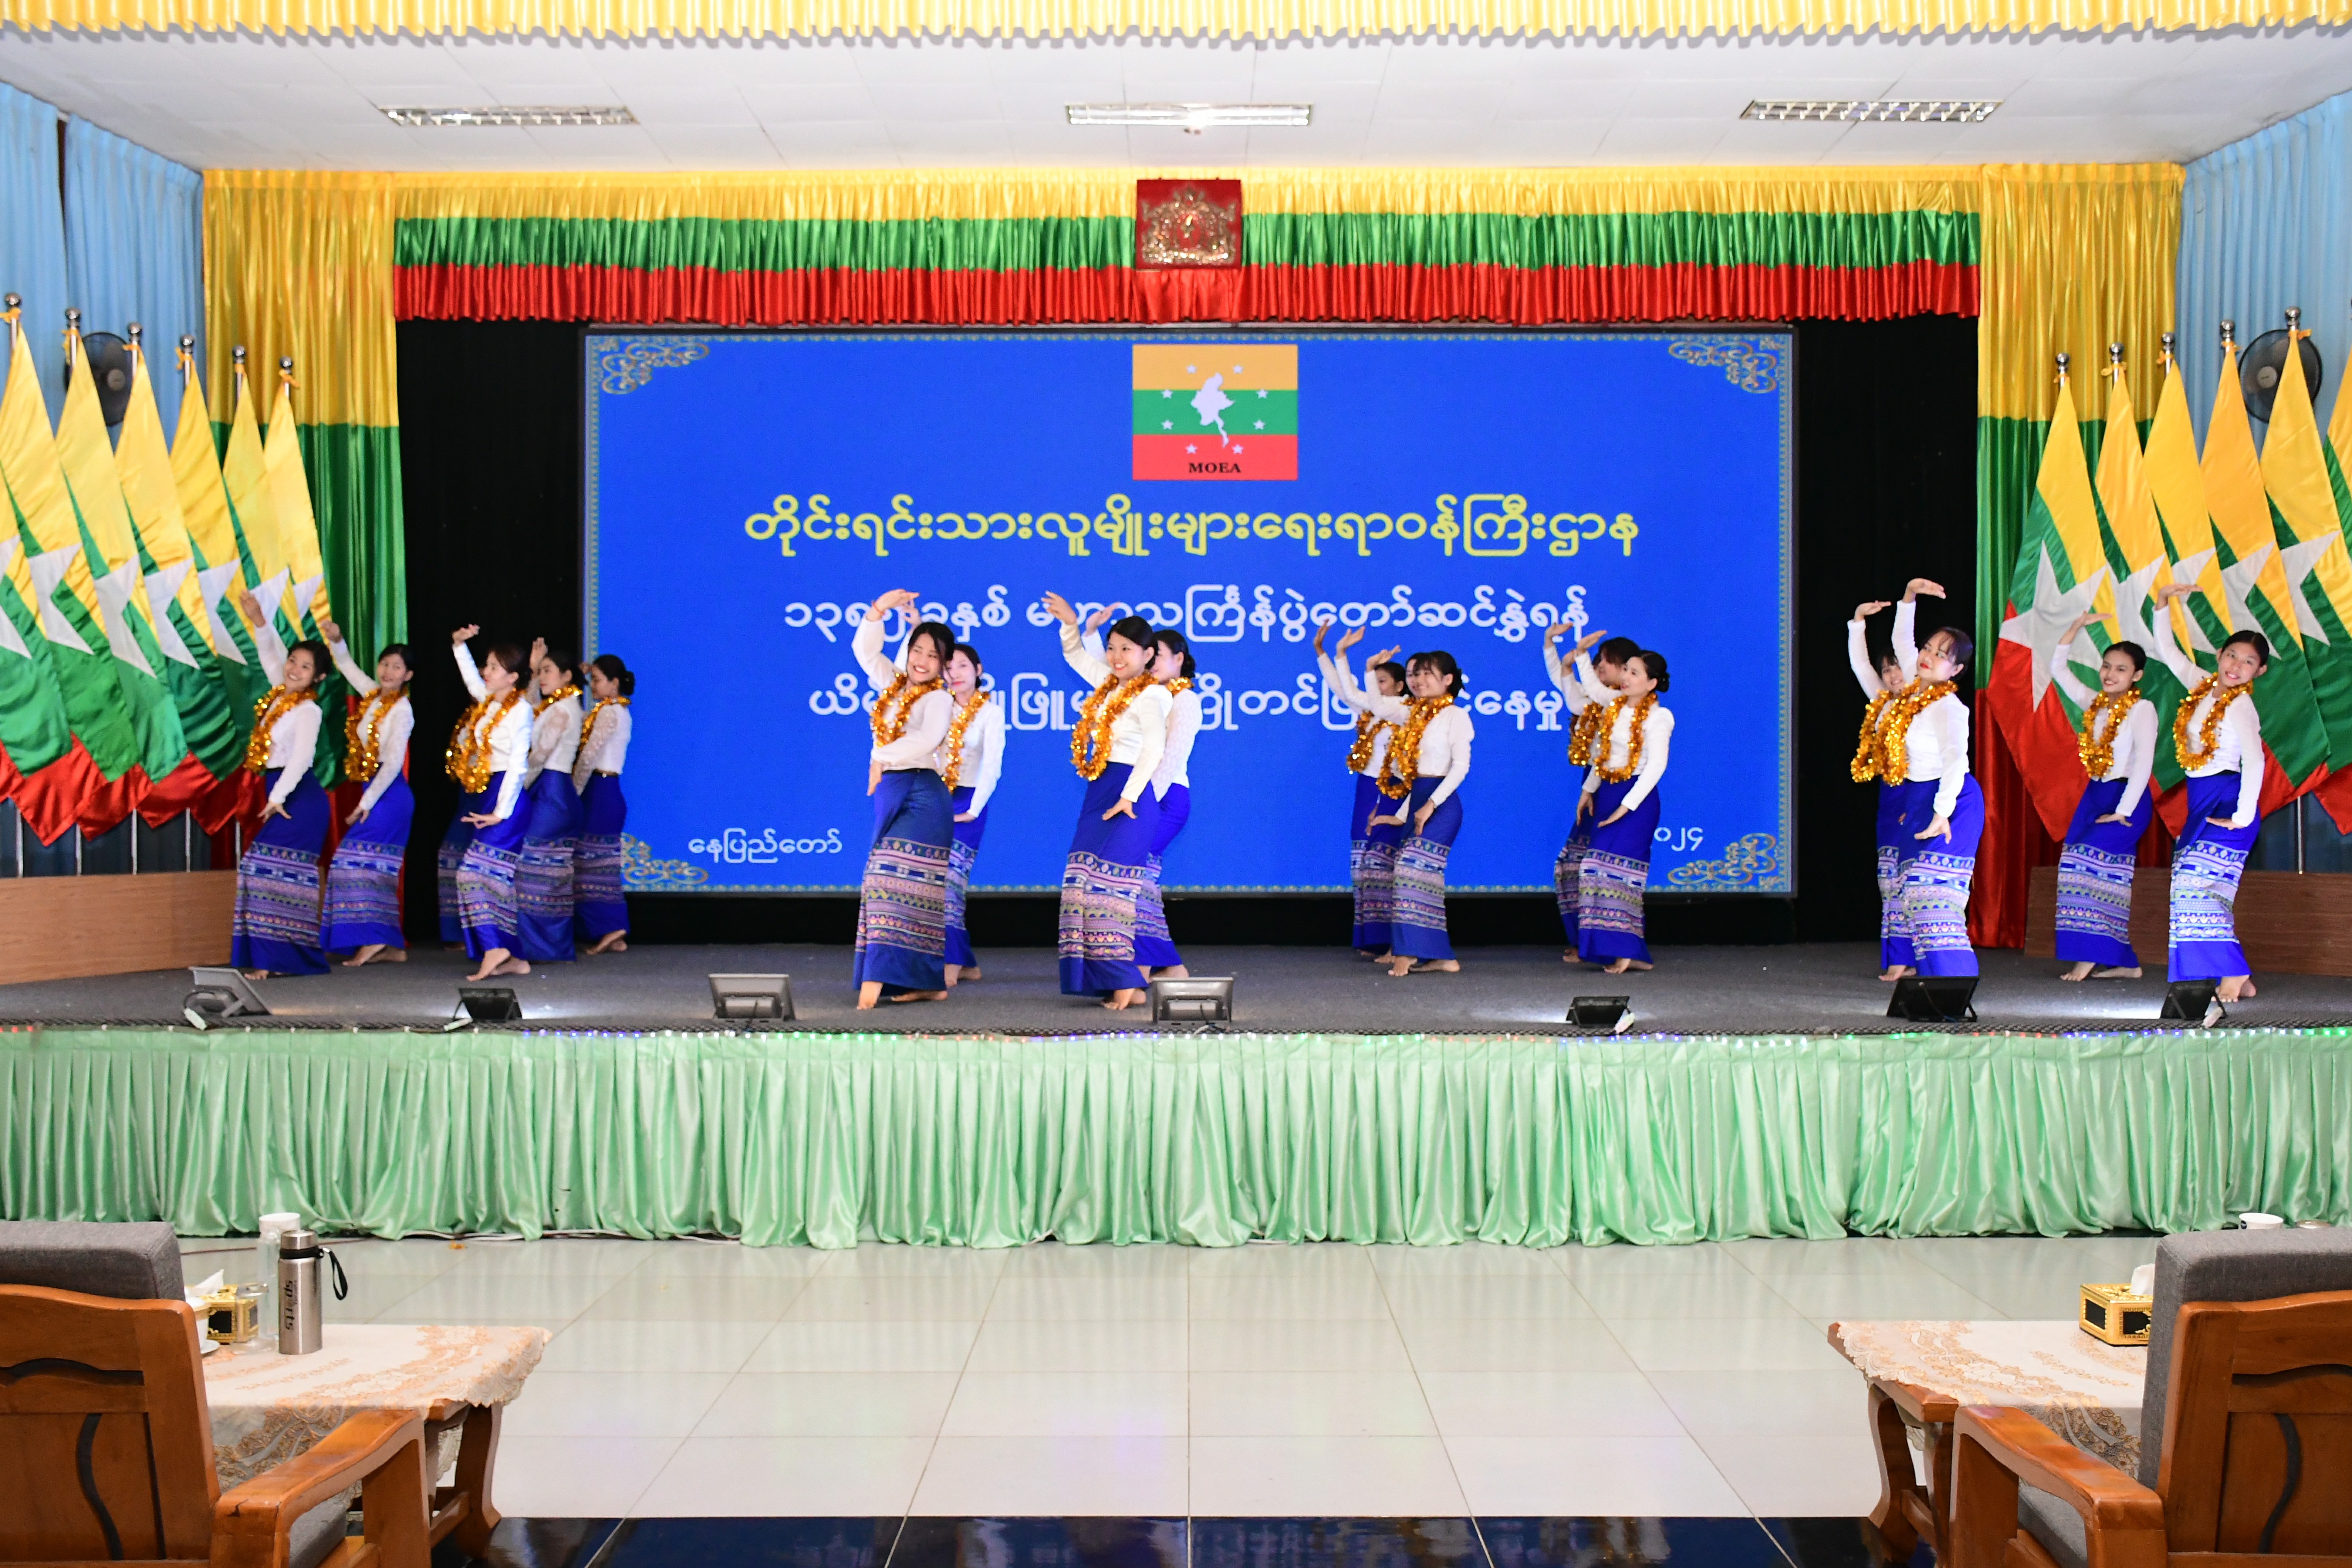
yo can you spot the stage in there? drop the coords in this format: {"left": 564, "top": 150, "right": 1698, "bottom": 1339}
{"left": 2, "top": 942, "right": 2348, "bottom": 1251}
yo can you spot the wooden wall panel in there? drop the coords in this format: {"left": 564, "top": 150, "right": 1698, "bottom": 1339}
{"left": 0, "top": 873, "right": 236, "bottom": 985}
{"left": 2024, "top": 866, "right": 2352, "bottom": 977}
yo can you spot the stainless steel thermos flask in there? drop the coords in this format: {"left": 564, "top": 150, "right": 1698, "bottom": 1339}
{"left": 275, "top": 1228, "right": 348, "bottom": 1354}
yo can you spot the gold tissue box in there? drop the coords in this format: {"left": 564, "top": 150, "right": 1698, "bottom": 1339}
{"left": 2080, "top": 1282, "right": 2153, "bottom": 1346}
{"left": 200, "top": 1285, "right": 264, "bottom": 1345}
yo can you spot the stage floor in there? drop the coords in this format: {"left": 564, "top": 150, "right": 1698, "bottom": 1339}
{"left": 5, "top": 940, "right": 2349, "bottom": 1035}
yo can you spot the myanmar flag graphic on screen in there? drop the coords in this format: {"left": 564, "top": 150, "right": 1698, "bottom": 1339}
{"left": 1132, "top": 344, "right": 1297, "bottom": 481}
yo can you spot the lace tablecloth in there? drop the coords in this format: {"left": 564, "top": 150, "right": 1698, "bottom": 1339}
{"left": 201, "top": 1323, "right": 548, "bottom": 1490}
{"left": 1831, "top": 1318, "right": 2147, "bottom": 1473}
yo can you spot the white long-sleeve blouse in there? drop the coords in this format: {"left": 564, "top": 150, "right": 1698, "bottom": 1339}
{"left": 1318, "top": 651, "right": 1396, "bottom": 780}
{"left": 2050, "top": 642, "right": 2159, "bottom": 819}
{"left": 574, "top": 701, "right": 633, "bottom": 787}
{"left": 1326, "top": 658, "right": 1473, "bottom": 807}
{"left": 942, "top": 694, "right": 1005, "bottom": 814}
{"left": 1892, "top": 602, "right": 1974, "bottom": 819}
{"left": 1541, "top": 640, "right": 1610, "bottom": 712}
{"left": 250, "top": 618, "right": 322, "bottom": 808}
{"left": 855, "top": 615, "right": 954, "bottom": 772}
{"left": 2148, "top": 609, "right": 2265, "bottom": 827}
{"left": 1062, "top": 624, "right": 1170, "bottom": 803}
{"left": 327, "top": 636, "right": 413, "bottom": 815}
{"left": 524, "top": 692, "right": 584, "bottom": 786}
{"left": 453, "top": 643, "right": 532, "bottom": 821}
{"left": 1579, "top": 697, "right": 1674, "bottom": 814}
{"left": 1155, "top": 685, "right": 1203, "bottom": 796}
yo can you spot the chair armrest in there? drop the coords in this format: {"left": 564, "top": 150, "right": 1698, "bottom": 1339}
{"left": 212, "top": 1408, "right": 427, "bottom": 1566}
{"left": 1954, "top": 1406, "right": 2164, "bottom": 1532}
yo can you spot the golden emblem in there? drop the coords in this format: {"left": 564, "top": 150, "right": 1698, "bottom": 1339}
{"left": 1137, "top": 183, "right": 1241, "bottom": 268}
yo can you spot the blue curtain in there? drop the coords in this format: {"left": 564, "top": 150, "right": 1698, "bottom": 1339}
{"left": 63, "top": 115, "right": 202, "bottom": 435}
{"left": 2179, "top": 88, "right": 2352, "bottom": 440}
{"left": 0, "top": 82, "right": 68, "bottom": 410}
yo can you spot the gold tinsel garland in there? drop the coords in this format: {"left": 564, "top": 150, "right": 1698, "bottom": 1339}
{"left": 1070, "top": 673, "right": 1157, "bottom": 780}
{"left": 2077, "top": 687, "right": 2141, "bottom": 778}
{"left": 243, "top": 686, "right": 319, "bottom": 773}
{"left": 942, "top": 691, "right": 991, "bottom": 789}
{"left": 2173, "top": 675, "right": 2250, "bottom": 770}
{"left": 1377, "top": 695, "right": 1454, "bottom": 799}
{"left": 1592, "top": 691, "right": 1658, "bottom": 784}
{"left": 869, "top": 672, "right": 944, "bottom": 745}
{"left": 1850, "top": 690, "right": 1896, "bottom": 783}
{"left": 1875, "top": 679, "right": 1957, "bottom": 781}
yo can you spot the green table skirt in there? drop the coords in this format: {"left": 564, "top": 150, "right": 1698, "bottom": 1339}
{"left": 3, "top": 1027, "right": 2346, "bottom": 1247}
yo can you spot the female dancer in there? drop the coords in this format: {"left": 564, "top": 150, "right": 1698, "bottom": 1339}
{"left": 573, "top": 653, "right": 634, "bottom": 956}
{"left": 512, "top": 648, "right": 587, "bottom": 964}
{"left": 229, "top": 592, "right": 331, "bottom": 978}
{"left": 1576, "top": 649, "right": 1673, "bottom": 973}
{"left": 1044, "top": 593, "right": 1169, "bottom": 1009}
{"left": 852, "top": 590, "right": 957, "bottom": 1008}
{"left": 939, "top": 640, "right": 1004, "bottom": 985}
{"left": 319, "top": 621, "right": 414, "bottom": 966}
{"left": 1332, "top": 649, "right": 1473, "bottom": 977}
{"left": 2151, "top": 581, "right": 2267, "bottom": 1001}
{"left": 1134, "top": 627, "right": 1201, "bottom": 979}
{"left": 1316, "top": 623, "right": 1406, "bottom": 956}
{"left": 2048, "top": 610, "right": 2156, "bottom": 980}
{"left": 1890, "top": 580, "right": 1982, "bottom": 977}
{"left": 1542, "top": 622, "right": 1630, "bottom": 957}
{"left": 449, "top": 629, "right": 536, "bottom": 981}
{"left": 1848, "top": 600, "right": 1919, "bottom": 980}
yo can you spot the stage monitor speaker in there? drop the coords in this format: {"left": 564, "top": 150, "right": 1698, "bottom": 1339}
{"left": 445, "top": 986, "right": 523, "bottom": 1030}
{"left": 183, "top": 966, "right": 270, "bottom": 1030}
{"left": 711, "top": 974, "right": 793, "bottom": 1021}
{"left": 1150, "top": 977, "right": 1233, "bottom": 1024}
{"left": 1569, "top": 995, "right": 1633, "bottom": 1032}
{"left": 2160, "top": 980, "right": 2226, "bottom": 1027}
{"left": 1888, "top": 975, "right": 1978, "bottom": 1023}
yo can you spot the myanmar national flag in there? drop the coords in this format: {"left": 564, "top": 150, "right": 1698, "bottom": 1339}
{"left": 2256, "top": 329, "right": 2352, "bottom": 780}
{"left": 1132, "top": 345, "right": 1296, "bottom": 481}
{"left": 2090, "top": 360, "right": 2194, "bottom": 793}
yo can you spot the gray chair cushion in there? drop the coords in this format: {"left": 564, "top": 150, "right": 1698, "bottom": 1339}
{"left": 0, "top": 1220, "right": 185, "bottom": 1300}
{"left": 289, "top": 1497, "right": 351, "bottom": 1568}
{"left": 2137, "top": 1227, "right": 2352, "bottom": 1487}
{"left": 2020, "top": 1484, "right": 2088, "bottom": 1568}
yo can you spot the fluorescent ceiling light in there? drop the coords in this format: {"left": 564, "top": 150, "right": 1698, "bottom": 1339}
{"left": 1066, "top": 102, "right": 1312, "bottom": 133}
{"left": 381, "top": 105, "right": 637, "bottom": 127}
{"left": 1742, "top": 99, "right": 1999, "bottom": 123}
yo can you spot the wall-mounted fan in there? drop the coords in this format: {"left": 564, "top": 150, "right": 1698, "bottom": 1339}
{"left": 2240, "top": 316, "right": 2324, "bottom": 423}
{"left": 69, "top": 330, "right": 135, "bottom": 427}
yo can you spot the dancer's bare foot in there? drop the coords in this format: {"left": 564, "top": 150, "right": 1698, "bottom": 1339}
{"left": 2060, "top": 962, "right": 2093, "bottom": 982}
{"left": 1384, "top": 956, "right": 1415, "bottom": 977}
{"left": 1413, "top": 958, "right": 1461, "bottom": 974}
{"left": 857, "top": 981, "right": 883, "bottom": 1010}
{"left": 944, "top": 964, "right": 961, "bottom": 987}
{"left": 1102, "top": 988, "right": 1144, "bottom": 1010}
{"left": 343, "top": 944, "right": 387, "bottom": 968}
{"left": 886, "top": 989, "right": 949, "bottom": 1004}
{"left": 586, "top": 931, "right": 628, "bottom": 955}
{"left": 244, "top": 970, "right": 272, "bottom": 981}
{"left": 961, "top": 966, "right": 982, "bottom": 981}
{"left": 1602, "top": 958, "right": 1653, "bottom": 975}
{"left": 466, "top": 949, "right": 522, "bottom": 983}
{"left": 2216, "top": 975, "right": 2255, "bottom": 1002}
{"left": 381, "top": 946, "right": 408, "bottom": 963}
{"left": 1879, "top": 965, "right": 1914, "bottom": 983}
{"left": 1151, "top": 964, "right": 1190, "bottom": 980}
{"left": 495, "top": 957, "right": 531, "bottom": 977}
{"left": 1356, "top": 949, "right": 1385, "bottom": 961}
{"left": 2091, "top": 965, "right": 2141, "bottom": 980}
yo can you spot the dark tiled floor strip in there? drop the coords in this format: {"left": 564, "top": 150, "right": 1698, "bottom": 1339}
{"left": 438, "top": 1514, "right": 1933, "bottom": 1568}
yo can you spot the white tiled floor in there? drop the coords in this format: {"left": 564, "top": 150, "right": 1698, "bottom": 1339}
{"left": 183, "top": 1230, "right": 2161, "bottom": 1520}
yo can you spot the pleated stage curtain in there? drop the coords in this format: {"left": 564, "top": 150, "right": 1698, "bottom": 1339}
{"left": 61, "top": 116, "right": 204, "bottom": 436}
{"left": 2178, "top": 87, "right": 2352, "bottom": 438}
{"left": 6, "top": 1028, "right": 2345, "bottom": 1248}
{"left": 204, "top": 172, "right": 407, "bottom": 656}
{"left": 0, "top": 82, "right": 68, "bottom": 405}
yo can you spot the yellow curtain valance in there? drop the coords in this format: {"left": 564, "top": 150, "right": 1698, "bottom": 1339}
{"left": 392, "top": 166, "right": 1981, "bottom": 223}
{"left": 205, "top": 170, "right": 398, "bottom": 430}
{"left": 11, "top": 0, "right": 2350, "bottom": 35}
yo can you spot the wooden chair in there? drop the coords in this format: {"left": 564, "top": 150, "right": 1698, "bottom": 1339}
{"left": 1947, "top": 1229, "right": 2352, "bottom": 1568}
{"left": 0, "top": 1223, "right": 442, "bottom": 1568}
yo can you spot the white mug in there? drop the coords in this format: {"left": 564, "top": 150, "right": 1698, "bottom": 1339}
{"left": 2241, "top": 1212, "right": 2285, "bottom": 1230}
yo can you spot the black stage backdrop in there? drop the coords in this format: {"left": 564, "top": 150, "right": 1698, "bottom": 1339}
{"left": 396, "top": 316, "right": 1976, "bottom": 947}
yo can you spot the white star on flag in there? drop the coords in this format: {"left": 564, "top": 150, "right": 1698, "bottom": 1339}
{"left": 2169, "top": 549, "right": 2219, "bottom": 652}
{"left": 1253, "top": 419, "right": 1264, "bottom": 429}
{"left": 2218, "top": 543, "right": 2276, "bottom": 640}
{"left": 2105, "top": 557, "right": 2170, "bottom": 664}
{"left": 1186, "top": 444, "right": 1197, "bottom": 454}
{"left": 24, "top": 549, "right": 93, "bottom": 654}
{"left": 1162, "top": 420, "right": 1173, "bottom": 430}
{"left": 1999, "top": 548, "right": 2108, "bottom": 707}
{"left": 1233, "top": 364, "right": 1243, "bottom": 373}
{"left": 1232, "top": 444, "right": 1245, "bottom": 454}
{"left": 141, "top": 560, "right": 200, "bottom": 668}
{"left": 196, "top": 561, "right": 248, "bottom": 664}
{"left": 2278, "top": 534, "right": 2343, "bottom": 644}
{"left": 1185, "top": 364, "right": 1196, "bottom": 374}
{"left": 0, "top": 540, "right": 27, "bottom": 659}
{"left": 1256, "top": 389, "right": 1268, "bottom": 398}
{"left": 1161, "top": 389, "right": 1173, "bottom": 399}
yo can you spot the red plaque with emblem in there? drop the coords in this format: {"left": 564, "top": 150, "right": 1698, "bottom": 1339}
{"left": 1132, "top": 179, "right": 1244, "bottom": 322}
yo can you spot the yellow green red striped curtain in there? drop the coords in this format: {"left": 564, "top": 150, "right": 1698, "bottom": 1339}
{"left": 8, "top": 0, "right": 2349, "bottom": 36}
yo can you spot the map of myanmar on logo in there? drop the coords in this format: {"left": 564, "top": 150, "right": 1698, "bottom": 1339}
{"left": 1132, "top": 344, "right": 1298, "bottom": 481}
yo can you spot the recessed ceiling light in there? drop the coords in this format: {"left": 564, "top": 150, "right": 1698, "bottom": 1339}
{"left": 1066, "top": 102, "right": 1312, "bottom": 133}
{"left": 382, "top": 105, "right": 637, "bottom": 127}
{"left": 1742, "top": 99, "right": 1999, "bottom": 123}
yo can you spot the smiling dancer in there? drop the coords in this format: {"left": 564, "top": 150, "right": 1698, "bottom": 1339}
{"left": 1317, "top": 623, "right": 1406, "bottom": 957}
{"left": 852, "top": 590, "right": 958, "bottom": 1009}
{"left": 1044, "top": 593, "right": 1170, "bottom": 1010}
{"left": 448, "top": 628, "right": 536, "bottom": 982}
{"left": 1331, "top": 648, "right": 1473, "bottom": 977}
{"left": 1848, "top": 600, "right": 1919, "bottom": 980}
{"left": 1134, "top": 627, "right": 1201, "bottom": 980}
{"left": 1543, "top": 621, "right": 1631, "bottom": 960}
{"left": 228, "top": 592, "right": 331, "bottom": 979}
{"left": 319, "top": 621, "right": 415, "bottom": 967}
{"left": 512, "top": 645, "right": 588, "bottom": 965}
{"left": 1576, "top": 648, "right": 1673, "bottom": 974}
{"left": 572, "top": 654, "right": 636, "bottom": 956}
{"left": 937, "top": 640, "right": 1004, "bottom": 985}
{"left": 1889, "top": 579, "right": 1982, "bottom": 978}
{"left": 2048, "top": 609, "right": 2157, "bottom": 980}
{"left": 2151, "top": 580, "right": 2268, "bottom": 1002}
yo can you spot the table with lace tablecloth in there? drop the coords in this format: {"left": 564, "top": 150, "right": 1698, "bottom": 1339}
{"left": 201, "top": 1322, "right": 546, "bottom": 1549}
{"left": 1827, "top": 1319, "right": 2146, "bottom": 1561}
